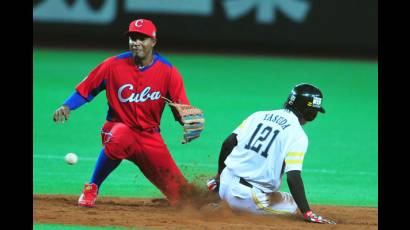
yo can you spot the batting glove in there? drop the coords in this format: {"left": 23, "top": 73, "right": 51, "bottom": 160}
{"left": 206, "top": 178, "right": 219, "bottom": 192}
{"left": 303, "top": 210, "right": 336, "bottom": 224}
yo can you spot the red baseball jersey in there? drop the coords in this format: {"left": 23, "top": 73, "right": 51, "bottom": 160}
{"left": 76, "top": 51, "right": 190, "bottom": 130}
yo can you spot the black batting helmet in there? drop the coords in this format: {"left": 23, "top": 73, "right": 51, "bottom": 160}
{"left": 284, "top": 83, "right": 326, "bottom": 121}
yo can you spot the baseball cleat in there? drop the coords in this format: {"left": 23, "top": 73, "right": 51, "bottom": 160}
{"left": 78, "top": 183, "right": 98, "bottom": 207}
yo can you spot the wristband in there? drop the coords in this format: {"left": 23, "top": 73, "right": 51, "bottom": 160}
{"left": 63, "top": 91, "right": 87, "bottom": 110}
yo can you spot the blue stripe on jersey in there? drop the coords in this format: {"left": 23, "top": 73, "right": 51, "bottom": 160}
{"left": 106, "top": 105, "right": 116, "bottom": 121}
{"left": 139, "top": 54, "right": 158, "bottom": 72}
{"left": 88, "top": 79, "right": 107, "bottom": 100}
{"left": 155, "top": 53, "right": 173, "bottom": 67}
{"left": 115, "top": 51, "right": 172, "bottom": 71}
{"left": 116, "top": 51, "right": 132, "bottom": 59}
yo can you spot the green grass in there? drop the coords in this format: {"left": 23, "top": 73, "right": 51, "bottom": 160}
{"left": 33, "top": 48, "right": 378, "bottom": 207}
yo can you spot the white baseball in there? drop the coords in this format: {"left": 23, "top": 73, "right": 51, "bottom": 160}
{"left": 65, "top": 153, "right": 78, "bottom": 165}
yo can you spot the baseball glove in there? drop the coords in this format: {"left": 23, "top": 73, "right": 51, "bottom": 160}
{"left": 163, "top": 97, "right": 205, "bottom": 144}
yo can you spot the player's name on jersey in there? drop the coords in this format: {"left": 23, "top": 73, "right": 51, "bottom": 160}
{"left": 263, "top": 113, "right": 291, "bottom": 130}
{"left": 118, "top": 84, "right": 161, "bottom": 103}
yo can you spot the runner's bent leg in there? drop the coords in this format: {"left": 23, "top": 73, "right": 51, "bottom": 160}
{"left": 219, "top": 168, "right": 297, "bottom": 215}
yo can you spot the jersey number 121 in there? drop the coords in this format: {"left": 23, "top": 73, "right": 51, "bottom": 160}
{"left": 244, "top": 123, "right": 280, "bottom": 158}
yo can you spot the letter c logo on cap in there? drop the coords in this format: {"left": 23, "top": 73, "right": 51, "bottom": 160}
{"left": 135, "top": 19, "right": 143, "bottom": 27}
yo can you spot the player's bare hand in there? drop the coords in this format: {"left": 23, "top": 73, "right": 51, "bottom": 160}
{"left": 304, "top": 210, "right": 336, "bottom": 224}
{"left": 53, "top": 105, "right": 71, "bottom": 123}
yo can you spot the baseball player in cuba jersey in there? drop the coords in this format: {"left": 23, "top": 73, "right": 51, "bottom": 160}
{"left": 53, "top": 19, "right": 204, "bottom": 207}
{"left": 207, "top": 83, "right": 336, "bottom": 224}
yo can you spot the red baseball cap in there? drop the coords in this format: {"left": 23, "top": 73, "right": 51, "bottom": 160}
{"left": 126, "top": 19, "right": 157, "bottom": 39}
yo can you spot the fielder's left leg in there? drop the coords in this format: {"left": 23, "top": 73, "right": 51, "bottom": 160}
{"left": 78, "top": 121, "right": 132, "bottom": 207}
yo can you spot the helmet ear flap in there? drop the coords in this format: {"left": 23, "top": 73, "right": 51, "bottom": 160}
{"left": 303, "top": 109, "right": 318, "bottom": 121}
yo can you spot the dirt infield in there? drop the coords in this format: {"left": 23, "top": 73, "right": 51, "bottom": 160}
{"left": 34, "top": 194, "right": 377, "bottom": 229}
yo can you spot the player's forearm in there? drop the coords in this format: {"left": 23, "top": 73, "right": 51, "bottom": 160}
{"left": 217, "top": 133, "right": 238, "bottom": 176}
{"left": 63, "top": 91, "right": 88, "bottom": 110}
{"left": 286, "top": 170, "right": 310, "bottom": 214}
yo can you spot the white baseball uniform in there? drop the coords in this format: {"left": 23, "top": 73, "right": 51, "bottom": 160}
{"left": 219, "top": 109, "right": 308, "bottom": 215}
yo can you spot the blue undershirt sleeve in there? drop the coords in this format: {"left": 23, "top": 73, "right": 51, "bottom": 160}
{"left": 63, "top": 91, "right": 88, "bottom": 110}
